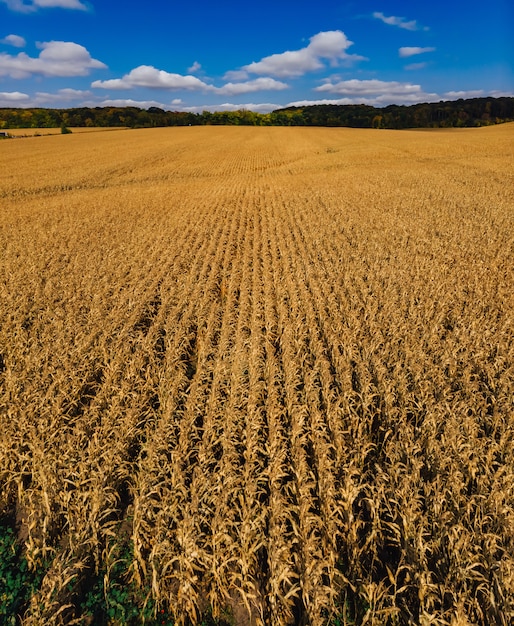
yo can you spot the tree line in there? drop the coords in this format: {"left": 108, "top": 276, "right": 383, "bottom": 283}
{"left": 1, "top": 97, "right": 513, "bottom": 130}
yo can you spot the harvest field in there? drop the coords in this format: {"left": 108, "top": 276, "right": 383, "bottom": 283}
{"left": 0, "top": 125, "right": 513, "bottom": 625}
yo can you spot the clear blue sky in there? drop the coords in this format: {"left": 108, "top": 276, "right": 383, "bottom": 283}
{"left": 0, "top": 0, "right": 513, "bottom": 112}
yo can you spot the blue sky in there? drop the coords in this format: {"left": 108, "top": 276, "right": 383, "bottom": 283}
{"left": 0, "top": 0, "right": 513, "bottom": 112}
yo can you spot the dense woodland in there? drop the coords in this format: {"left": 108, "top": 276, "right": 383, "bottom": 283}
{"left": 0, "top": 96, "right": 513, "bottom": 130}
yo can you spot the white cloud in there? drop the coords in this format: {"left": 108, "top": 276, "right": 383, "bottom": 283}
{"left": 399, "top": 47, "right": 435, "bottom": 58}
{"left": 71, "top": 89, "right": 514, "bottom": 112}
{"left": 316, "top": 78, "right": 420, "bottom": 96}
{"left": 444, "top": 90, "right": 485, "bottom": 99}
{"left": 92, "top": 64, "right": 288, "bottom": 96}
{"left": 245, "top": 49, "right": 322, "bottom": 77}
{"left": 286, "top": 98, "right": 359, "bottom": 107}
{"left": 243, "top": 30, "right": 365, "bottom": 78}
{"left": 404, "top": 62, "right": 428, "bottom": 71}
{"left": 0, "top": 0, "right": 87, "bottom": 12}
{"left": 308, "top": 31, "right": 354, "bottom": 61}
{"left": 35, "top": 87, "right": 93, "bottom": 103}
{"left": 1, "top": 34, "right": 26, "bottom": 47}
{"left": 0, "top": 90, "right": 30, "bottom": 105}
{"left": 313, "top": 79, "right": 439, "bottom": 106}
{"left": 442, "top": 89, "right": 513, "bottom": 101}
{"left": 217, "top": 77, "right": 288, "bottom": 96}
{"left": 91, "top": 99, "right": 280, "bottom": 114}
{"left": 487, "top": 90, "right": 514, "bottom": 98}
{"left": 178, "top": 102, "right": 281, "bottom": 114}
{"left": 287, "top": 94, "right": 433, "bottom": 107}
{"left": 373, "top": 12, "right": 422, "bottom": 31}
{"left": 92, "top": 65, "right": 214, "bottom": 91}
{"left": 97, "top": 98, "right": 177, "bottom": 109}
{"left": 0, "top": 41, "right": 106, "bottom": 78}
{"left": 223, "top": 69, "right": 249, "bottom": 81}
{"left": 5, "top": 86, "right": 512, "bottom": 114}
{"left": 187, "top": 61, "right": 201, "bottom": 73}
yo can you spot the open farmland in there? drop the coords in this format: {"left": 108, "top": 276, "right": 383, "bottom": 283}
{"left": 0, "top": 125, "right": 513, "bottom": 625}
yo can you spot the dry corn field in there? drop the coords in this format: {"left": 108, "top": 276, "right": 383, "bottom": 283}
{"left": 1, "top": 125, "right": 513, "bottom": 626}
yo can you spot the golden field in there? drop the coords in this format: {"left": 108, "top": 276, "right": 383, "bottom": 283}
{"left": 0, "top": 125, "right": 513, "bottom": 625}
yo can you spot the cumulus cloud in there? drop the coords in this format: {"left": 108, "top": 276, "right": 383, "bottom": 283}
{"left": 441, "top": 89, "right": 513, "bottom": 101}
{"left": 373, "top": 12, "right": 423, "bottom": 31}
{"left": 245, "top": 49, "right": 321, "bottom": 78}
{"left": 314, "top": 78, "right": 439, "bottom": 105}
{"left": 487, "top": 90, "right": 514, "bottom": 98}
{"left": 92, "top": 65, "right": 288, "bottom": 96}
{"left": 1, "top": 88, "right": 101, "bottom": 108}
{"left": 223, "top": 69, "right": 249, "bottom": 81}
{"left": 0, "top": 90, "right": 30, "bottom": 105}
{"left": 35, "top": 87, "right": 93, "bottom": 103}
{"left": 286, "top": 97, "right": 361, "bottom": 108}
{"left": 97, "top": 98, "right": 177, "bottom": 110}
{"left": 92, "top": 90, "right": 512, "bottom": 113}
{"left": 243, "top": 31, "right": 366, "bottom": 78}
{"left": 316, "top": 78, "right": 420, "bottom": 96}
{"left": 399, "top": 47, "right": 435, "bottom": 58}
{"left": 92, "top": 99, "right": 279, "bottom": 114}
{"left": 177, "top": 102, "right": 281, "bottom": 114}
{"left": 0, "top": 0, "right": 87, "bottom": 12}
{"left": 92, "top": 65, "right": 214, "bottom": 91}
{"left": 444, "top": 90, "right": 485, "bottom": 99}
{"left": 0, "top": 41, "right": 106, "bottom": 78}
{"left": 1, "top": 34, "right": 26, "bottom": 47}
{"left": 217, "top": 77, "right": 288, "bottom": 96}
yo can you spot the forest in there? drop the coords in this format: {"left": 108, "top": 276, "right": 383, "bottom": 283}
{"left": 0, "top": 96, "right": 513, "bottom": 130}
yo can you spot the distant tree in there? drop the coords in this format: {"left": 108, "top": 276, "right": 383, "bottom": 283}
{"left": 372, "top": 115, "right": 383, "bottom": 129}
